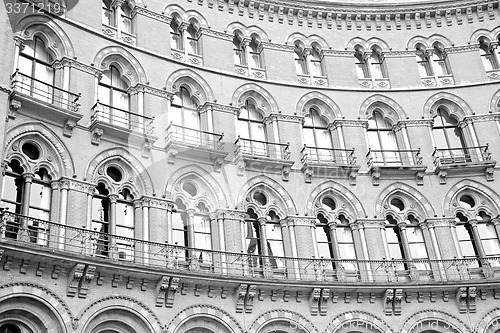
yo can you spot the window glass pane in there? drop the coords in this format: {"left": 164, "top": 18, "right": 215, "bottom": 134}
{"left": 406, "top": 227, "right": 424, "bottom": 242}
{"left": 250, "top": 122, "right": 266, "bottom": 141}
{"left": 18, "top": 56, "right": 33, "bottom": 76}
{"left": 409, "top": 243, "right": 428, "bottom": 259}
{"left": 1, "top": 175, "right": 22, "bottom": 204}
{"left": 456, "top": 225, "right": 471, "bottom": 241}
{"left": 459, "top": 240, "right": 476, "bottom": 257}
{"left": 236, "top": 119, "right": 250, "bottom": 139}
{"left": 385, "top": 228, "right": 399, "bottom": 243}
{"left": 195, "top": 233, "right": 211, "bottom": 250}
{"left": 116, "top": 202, "right": 134, "bottom": 227}
{"left": 367, "top": 132, "right": 382, "bottom": 150}
{"left": 116, "top": 225, "right": 133, "bottom": 238}
{"left": 432, "top": 129, "right": 448, "bottom": 149}
{"left": 92, "top": 198, "right": 108, "bottom": 222}
{"left": 29, "top": 182, "right": 51, "bottom": 210}
{"left": 380, "top": 131, "right": 398, "bottom": 151}
{"left": 317, "top": 243, "right": 331, "bottom": 259}
{"left": 315, "top": 227, "right": 329, "bottom": 243}
{"left": 388, "top": 244, "right": 403, "bottom": 259}
{"left": 337, "top": 228, "right": 354, "bottom": 243}
{"left": 446, "top": 127, "right": 463, "bottom": 148}
{"left": 478, "top": 224, "right": 497, "bottom": 239}
{"left": 193, "top": 216, "right": 210, "bottom": 233}
{"left": 338, "top": 243, "right": 356, "bottom": 260}
{"left": 303, "top": 128, "right": 315, "bottom": 146}
{"left": 483, "top": 239, "right": 500, "bottom": 256}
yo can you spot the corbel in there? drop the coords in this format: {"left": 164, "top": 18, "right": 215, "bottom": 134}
{"left": 167, "top": 148, "right": 178, "bottom": 164}
{"left": 394, "top": 289, "right": 403, "bottom": 315}
{"left": 277, "top": 6, "right": 284, "bottom": 24}
{"left": 494, "top": 289, "right": 500, "bottom": 299}
{"left": 283, "top": 290, "right": 290, "bottom": 302}
{"left": 297, "top": 9, "right": 303, "bottom": 26}
{"left": 155, "top": 276, "right": 169, "bottom": 307}
{"left": 457, "top": 286, "right": 467, "bottom": 313}
{"left": 349, "top": 169, "right": 358, "bottom": 186}
{"left": 35, "top": 262, "right": 44, "bottom": 277}
{"left": 370, "top": 167, "right": 381, "bottom": 186}
{"left": 236, "top": 284, "right": 248, "bottom": 313}
{"left": 385, "top": 14, "right": 391, "bottom": 30}
{"left": 346, "top": 14, "right": 352, "bottom": 30}
{"left": 208, "top": 285, "right": 215, "bottom": 298}
{"left": 303, "top": 166, "right": 313, "bottom": 183}
{"left": 3, "top": 256, "right": 12, "bottom": 271}
{"left": 213, "top": 157, "right": 224, "bottom": 173}
{"left": 375, "top": 14, "right": 381, "bottom": 31}
{"left": 355, "top": 14, "right": 362, "bottom": 31}
{"left": 67, "top": 263, "right": 85, "bottom": 297}
{"left": 245, "top": 285, "right": 256, "bottom": 313}
{"left": 332, "top": 13, "right": 339, "bottom": 30}
{"left": 404, "top": 13, "right": 411, "bottom": 30}
{"left": 126, "top": 277, "right": 134, "bottom": 290}
{"left": 268, "top": 5, "right": 274, "bottom": 22}
{"left": 417, "top": 291, "right": 424, "bottom": 303}
{"left": 180, "top": 283, "right": 187, "bottom": 295}
{"left": 8, "top": 99, "right": 21, "bottom": 119}
{"left": 477, "top": 5, "right": 484, "bottom": 22}
{"left": 96, "top": 272, "right": 104, "bottom": 286}
{"left": 485, "top": 166, "right": 494, "bottom": 181}
{"left": 466, "top": 7, "right": 473, "bottom": 23}
{"left": 296, "top": 291, "right": 303, "bottom": 303}
{"left": 287, "top": 7, "right": 294, "bottom": 25}
{"left": 395, "top": 14, "right": 401, "bottom": 30}
{"left": 383, "top": 289, "right": 394, "bottom": 315}
{"left": 415, "top": 12, "right": 421, "bottom": 29}
{"left": 488, "top": 3, "right": 495, "bottom": 20}
{"left": 310, "top": 288, "right": 321, "bottom": 315}
{"left": 221, "top": 286, "right": 228, "bottom": 299}
{"left": 331, "top": 291, "right": 339, "bottom": 303}
{"left": 166, "top": 277, "right": 180, "bottom": 308}
{"left": 416, "top": 170, "right": 425, "bottom": 186}
{"left": 445, "top": 10, "right": 452, "bottom": 26}
{"left": 217, "top": 0, "right": 224, "bottom": 11}
{"left": 0, "top": 250, "right": 3, "bottom": 263}
{"left": 63, "top": 119, "right": 77, "bottom": 137}
{"left": 443, "top": 291, "right": 449, "bottom": 302}
{"left": 258, "top": 3, "right": 264, "bottom": 20}
{"left": 456, "top": 8, "right": 463, "bottom": 25}
{"left": 141, "top": 278, "right": 149, "bottom": 291}
{"left": 405, "top": 292, "right": 412, "bottom": 303}
{"left": 207, "top": 0, "right": 214, "bottom": 9}
{"left": 258, "top": 289, "right": 264, "bottom": 301}
{"left": 344, "top": 292, "right": 351, "bottom": 303}
{"left": 370, "top": 292, "right": 376, "bottom": 303}
{"left": 194, "top": 284, "right": 201, "bottom": 297}
{"left": 480, "top": 289, "right": 487, "bottom": 300}
{"left": 141, "top": 141, "right": 152, "bottom": 159}
{"left": 435, "top": 11, "right": 442, "bottom": 27}
{"left": 19, "top": 259, "right": 29, "bottom": 274}
{"left": 468, "top": 287, "right": 477, "bottom": 313}
{"left": 112, "top": 274, "right": 122, "bottom": 288}
{"left": 365, "top": 14, "right": 372, "bottom": 31}
{"left": 438, "top": 170, "right": 447, "bottom": 184}
{"left": 227, "top": 0, "right": 234, "bottom": 14}
{"left": 357, "top": 292, "right": 363, "bottom": 303}
{"left": 317, "top": 11, "right": 323, "bottom": 28}
{"left": 79, "top": 265, "right": 96, "bottom": 298}
{"left": 271, "top": 289, "right": 278, "bottom": 301}
{"left": 430, "top": 291, "right": 437, "bottom": 302}
{"left": 237, "top": 0, "right": 244, "bottom": 16}
{"left": 319, "top": 288, "right": 329, "bottom": 316}
{"left": 91, "top": 128, "right": 103, "bottom": 145}
{"left": 306, "top": 10, "right": 313, "bottom": 27}
{"left": 425, "top": 11, "right": 432, "bottom": 28}
{"left": 51, "top": 265, "right": 60, "bottom": 279}
{"left": 248, "top": 1, "right": 255, "bottom": 18}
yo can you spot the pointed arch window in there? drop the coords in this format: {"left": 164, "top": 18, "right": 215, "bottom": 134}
{"left": 1, "top": 160, "right": 52, "bottom": 244}
{"left": 18, "top": 36, "right": 55, "bottom": 103}
{"left": 102, "top": 0, "right": 133, "bottom": 35}
{"left": 233, "top": 34, "right": 246, "bottom": 66}
{"left": 170, "top": 19, "right": 182, "bottom": 51}
{"left": 367, "top": 111, "right": 399, "bottom": 164}
{"left": 368, "top": 49, "right": 386, "bottom": 79}
{"left": 303, "top": 108, "right": 333, "bottom": 162}
{"left": 97, "top": 65, "right": 130, "bottom": 128}
{"left": 115, "top": 189, "right": 134, "bottom": 260}
{"left": 415, "top": 46, "right": 433, "bottom": 77}
{"left": 186, "top": 21, "right": 200, "bottom": 55}
{"left": 248, "top": 37, "right": 262, "bottom": 69}
{"left": 245, "top": 209, "right": 285, "bottom": 270}
{"left": 169, "top": 87, "right": 202, "bottom": 145}
{"left": 355, "top": 46, "right": 389, "bottom": 88}
{"left": 479, "top": 39, "right": 499, "bottom": 72}
{"left": 294, "top": 44, "right": 307, "bottom": 75}
{"left": 91, "top": 183, "right": 111, "bottom": 257}
{"left": 432, "top": 107, "right": 464, "bottom": 148}
{"left": 237, "top": 99, "right": 267, "bottom": 156}
{"left": 309, "top": 46, "right": 323, "bottom": 77}
{"left": 354, "top": 48, "right": 370, "bottom": 79}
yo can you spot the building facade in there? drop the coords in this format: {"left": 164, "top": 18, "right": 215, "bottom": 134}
{"left": 1, "top": 0, "right": 500, "bottom": 332}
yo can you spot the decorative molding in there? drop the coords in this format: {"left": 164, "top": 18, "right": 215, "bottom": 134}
{"left": 265, "top": 113, "right": 304, "bottom": 123}
{"left": 56, "top": 57, "right": 103, "bottom": 77}
{"left": 322, "top": 49, "right": 354, "bottom": 57}
{"left": 133, "top": 6, "right": 171, "bottom": 23}
{"left": 128, "top": 83, "right": 174, "bottom": 99}
{"left": 199, "top": 28, "right": 234, "bottom": 41}
{"left": 260, "top": 41, "right": 295, "bottom": 52}
{"left": 165, "top": 304, "right": 243, "bottom": 333}
{"left": 384, "top": 50, "right": 416, "bottom": 58}
{"left": 446, "top": 44, "right": 481, "bottom": 54}
{"left": 332, "top": 119, "right": 368, "bottom": 128}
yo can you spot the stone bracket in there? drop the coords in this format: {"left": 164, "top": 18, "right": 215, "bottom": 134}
{"left": 91, "top": 128, "right": 103, "bottom": 145}
{"left": 383, "top": 288, "right": 403, "bottom": 316}
{"left": 63, "top": 119, "right": 77, "bottom": 137}
{"left": 66, "top": 263, "right": 96, "bottom": 299}
{"left": 235, "top": 283, "right": 257, "bottom": 313}
{"left": 310, "top": 287, "right": 321, "bottom": 315}
{"left": 456, "top": 286, "right": 477, "bottom": 313}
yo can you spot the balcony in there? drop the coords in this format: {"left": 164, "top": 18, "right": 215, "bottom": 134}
{"left": 366, "top": 149, "right": 427, "bottom": 185}
{"left": 1, "top": 210, "right": 499, "bottom": 285}
{"left": 164, "top": 123, "right": 228, "bottom": 169}
{"left": 234, "top": 137, "right": 294, "bottom": 180}
{"left": 90, "top": 102, "right": 156, "bottom": 143}
{"left": 10, "top": 71, "right": 82, "bottom": 132}
{"left": 432, "top": 145, "right": 496, "bottom": 183}
{"left": 301, "top": 146, "right": 360, "bottom": 184}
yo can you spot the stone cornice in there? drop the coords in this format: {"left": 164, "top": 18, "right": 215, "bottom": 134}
{"left": 446, "top": 44, "right": 481, "bottom": 54}
{"left": 395, "top": 119, "right": 434, "bottom": 128}
{"left": 260, "top": 42, "right": 295, "bottom": 52}
{"left": 422, "top": 217, "right": 456, "bottom": 228}
{"left": 198, "top": 101, "right": 240, "bottom": 115}
{"left": 54, "top": 57, "right": 102, "bottom": 77}
{"left": 189, "top": 0, "right": 497, "bottom": 31}
{"left": 332, "top": 119, "right": 368, "bottom": 128}
{"left": 141, "top": 196, "right": 175, "bottom": 210}
{"left": 265, "top": 113, "right": 304, "bottom": 123}
{"left": 198, "top": 28, "right": 233, "bottom": 41}
{"left": 384, "top": 50, "right": 416, "bottom": 58}
{"left": 322, "top": 49, "right": 354, "bottom": 57}
{"left": 463, "top": 113, "right": 500, "bottom": 123}
{"left": 132, "top": 6, "right": 171, "bottom": 23}
{"left": 59, "top": 177, "right": 95, "bottom": 194}
{"left": 287, "top": 217, "right": 316, "bottom": 227}
{"left": 128, "top": 83, "right": 173, "bottom": 99}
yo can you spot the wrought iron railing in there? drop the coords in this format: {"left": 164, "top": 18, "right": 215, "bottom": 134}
{"left": 1, "top": 211, "right": 499, "bottom": 283}
{"left": 432, "top": 145, "right": 491, "bottom": 166}
{"left": 301, "top": 146, "right": 356, "bottom": 165}
{"left": 235, "top": 137, "right": 290, "bottom": 160}
{"left": 165, "top": 123, "right": 224, "bottom": 150}
{"left": 11, "top": 70, "right": 80, "bottom": 112}
{"left": 91, "top": 102, "right": 154, "bottom": 134}
{"left": 367, "top": 149, "right": 423, "bottom": 167}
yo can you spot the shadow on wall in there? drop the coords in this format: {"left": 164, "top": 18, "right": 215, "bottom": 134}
{"left": 4, "top": 0, "right": 79, "bottom": 31}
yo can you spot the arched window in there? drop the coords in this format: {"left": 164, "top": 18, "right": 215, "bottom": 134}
{"left": 97, "top": 65, "right": 130, "bottom": 128}
{"left": 1, "top": 160, "right": 51, "bottom": 244}
{"left": 170, "top": 87, "right": 201, "bottom": 145}
{"left": 415, "top": 45, "right": 433, "bottom": 77}
{"left": 354, "top": 48, "right": 370, "bottom": 79}
{"left": 432, "top": 107, "right": 465, "bottom": 151}
{"left": 431, "top": 43, "right": 450, "bottom": 76}
{"left": 186, "top": 21, "right": 199, "bottom": 55}
{"left": 309, "top": 46, "right": 323, "bottom": 76}
{"left": 92, "top": 183, "right": 111, "bottom": 257}
{"left": 233, "top": 33, "right": 246, "bottom": 66}
{"left": 456, "top": 210, "right": 500, "bottom": 268}
{"left": 248, "top": 37, "right": 261, "bottom": 69}
{"left": 170, "top": 19, "right": 182, "bottom": 51}
{"left": 367, "top": 110, "right": 399, "bottom": 164}
{"left": 368, "top": 47, "right": 386, "bottom": 79}
{"left": 115, "top": 189, "right": 134, "bottom": 260}
{"left": 245, "top": 208, "right": 284, "bottom": 270}
{"left": 237, "top": 99, "right": 267, "bottom": 156}
{"left": 316, "top": 213, "right": 357, "bottom": 271}
{"left": 171, "top": 199, "right": 212, "bottom": 264}
{"left": 479, "top": 38, "right": 499, "bottom": 72}
{"left": 303, "top": 108, "right": 333, "bottom": 162}
{"left": 102, "top": 0, "right": 133, "bottom": 35}
{"left": 294, "top": 44, "right": 307, "bottom": 75}
{"left": 0, "top": 324, "right": 21, "bottom": 333}
{"left": 18, "top": 36, "right": 55, "bottom": 103}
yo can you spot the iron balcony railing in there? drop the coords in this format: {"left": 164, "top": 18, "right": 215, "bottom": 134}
{"left": 1, "top": 210, "right": 499, "bottom": 284}
{"left": 367, "top": 149, "right": 423, "bottom": 167}
{"left": 432, "top": 145, "right": 491, "bottom": 166}
{"left": 11, "top": 70, "right": 80, "bottom": 112}
{"left": 235, "top": 137, "right": 290, "bottom": 160}
{"left": 91, "top": 102, "right": 154, "bottom": 134}
{"left": 165, "top": 123, "right": 224, "bottom": 151}
{"left": 301, "top": 146, "right": 356, "bottom": 165}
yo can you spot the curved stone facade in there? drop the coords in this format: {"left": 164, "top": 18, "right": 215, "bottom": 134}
{"left": 0, "top": 0, "right": 500, "bottom": 332}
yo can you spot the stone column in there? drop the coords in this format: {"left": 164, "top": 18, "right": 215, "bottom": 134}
{"left": 18, "top": 173, "right": 34, "bottom": 242}
{"left": 13, "top": 37, "right": 25, "bottom": 72}
{"left": 217, "top": 211, "right": 226, "bottom": 274}
{"left": 258, "top": 217, "right": 272, "bottom": 277}
{"left": 108, "top": 194, "right": 118, "bottom": 259}
{"left": 145, "top": 197, "right": 171, "bottom": 266}
{"left": 492, "top": 218, "right": 500, "bottom": 243}
{"left": 133, "top": 200, "right": 144, "bottom": 264}
{"left": 356, "top": 219, "right": 386, "bottom": 281}
{"left": 112, "top": 0, "right": 125, "bottom": 39}
{"left": 49, "top": 181, "right": 60, "bottom": 223}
